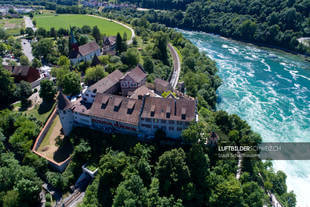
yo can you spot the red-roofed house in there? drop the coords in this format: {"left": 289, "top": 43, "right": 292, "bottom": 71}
{"left": 120, "top": 65, "right": 147, "bottom": 96}
{"left": 3, "top": 65, "right": 40, "bottom": 83}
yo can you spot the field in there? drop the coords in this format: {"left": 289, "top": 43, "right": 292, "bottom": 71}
{"left": 0, "top": 18, "right": 24, "bottom": 35}
{"left": 34, "top": 14, "right": 132, "bottom": 38}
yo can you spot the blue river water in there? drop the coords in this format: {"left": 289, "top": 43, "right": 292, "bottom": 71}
{"left": 180, "top": 30, "right": 310, "bottom": 206}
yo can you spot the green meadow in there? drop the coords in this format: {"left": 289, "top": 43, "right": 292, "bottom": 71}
{"left": 34, "top": 14, "right": 131, "bottom": 38}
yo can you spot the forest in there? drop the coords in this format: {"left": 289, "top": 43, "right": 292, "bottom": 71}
{"left": 116, "top": 0, "right": 310, "bottom": 55}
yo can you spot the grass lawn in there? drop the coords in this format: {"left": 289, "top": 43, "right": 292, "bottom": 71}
{"left": 37, "top": 114, "right": 73, "bottom": 162}
{"left": 24, "top": 101, "right": 56, "bottom": 125}
{"left": 39, "top": 115, "right": 60, "bottom": 148}
{"left": 0, "top": 18, "right": 24, "bottom": 35}
{"left": 34, "top": 14, "right": 132, "bottom": 38}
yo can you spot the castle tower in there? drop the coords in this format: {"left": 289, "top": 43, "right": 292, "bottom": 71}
{"left": 58, "top": 92, "right": 74, "bottom": 136}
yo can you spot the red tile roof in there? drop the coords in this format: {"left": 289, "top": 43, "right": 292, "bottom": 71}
{"left": 78, "top": 41, "right": 100, "bottom": 57}
{"left": 141, "top": 96, "right": 196, "bottom": 122}
{"left": 90, "top": 94, "right": 143, "bottom": 126}
{"left": 88, "top": 70, "right": 123, "bottom": 93}
{"left": 122, "top": 65, "right": 147, "bottom": 83}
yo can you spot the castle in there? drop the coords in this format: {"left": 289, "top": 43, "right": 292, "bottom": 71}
{"left": 58, "top": 65, "right": 198, "bottom": 139}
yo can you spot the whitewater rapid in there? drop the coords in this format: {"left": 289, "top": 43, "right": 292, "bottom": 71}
{"left": 180, "top": 30, "right": 310, "bottom": 207}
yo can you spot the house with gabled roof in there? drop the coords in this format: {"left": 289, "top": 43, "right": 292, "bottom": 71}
{"left": 69, "top": 41, "right": 101, "bottom": 65}
{"left": 120, "top": 65, "right": 147, "bottom": 96}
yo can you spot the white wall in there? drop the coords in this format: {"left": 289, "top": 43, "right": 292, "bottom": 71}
{"left": 58, "top": 109, "right": 74, "bottom": 136}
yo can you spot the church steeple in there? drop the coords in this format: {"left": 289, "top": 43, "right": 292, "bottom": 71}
{"left": 69, "top": 26, "right": 79, "bottom": 53}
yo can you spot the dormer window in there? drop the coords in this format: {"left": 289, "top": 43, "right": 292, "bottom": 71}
{"left": 101, "top": 96, "right": 109, "bottom": 109}
{"left": 114, "top": 97, "right": 122, "bottom": 112}
{"left": 166, "top": 106, "right": 171, "bottom": 118}
{"left": 150, "top": 105, "right": 155, "bottom": 117}
{"left": 127, "top": 100, "right": 135, "bottom": 114}
{"left": 181, "top": 107, "right": 186, "bottom": 120}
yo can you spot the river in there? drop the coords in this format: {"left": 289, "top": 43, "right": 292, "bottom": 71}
{"left": 180, "top": 30, "right": 310, "bottom": 207}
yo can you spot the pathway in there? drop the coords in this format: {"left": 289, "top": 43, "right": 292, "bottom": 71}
{"left": 21, "top": 39, "right": 34, "bottom": 62}
{"left": 87, "top": 15, "right": 135, "bottom": 44}
{"left": 236, "top": 151, "right": 242, "bottom": 180}
{"left": 24, "top": 15, "right": 36, "bottom": 31}
{"left": 168, "top": 43, "right": 181, "bottom": 89}
{"left": 22, "top": 16, "right": 36, "bottom": 62}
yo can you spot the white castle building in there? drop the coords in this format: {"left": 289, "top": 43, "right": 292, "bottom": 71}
{"left": 58, "top": 65, "right": 198, "bottom": 139}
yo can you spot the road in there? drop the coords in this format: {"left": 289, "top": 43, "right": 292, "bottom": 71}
{"left": 168, "top": 43, "right": 181, "bottom": 89}
{"left": 21, "top": 39, "right": 34, "bottom": 62}
{"left": 24, "top": 15, "right": 36, "bottom": 31}
{"left": 22, "top": 16, "right": 36, "bottom": 62}
{"left": 87, "top": 15, "right": 135, "bottom": 45}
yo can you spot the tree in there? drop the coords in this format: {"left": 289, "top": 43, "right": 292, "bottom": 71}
{"left": 209, "top": 176, "right": 243, "bottom": 207}
{"left": 57, "top": 56, "right": 70, "bottom": 67}
{"left": 0, "top": 42, "right": 6, "bottom": 56}
{"left": 15, "top": 81, "right": 32, "bottom": 107}
{"left": 112, "top": 175, "right": 148, "bottom": 207}
{"left": 116, "top": 32, "right": 127, "bottom": 54}
{"left": 32, "top": 38, "right": 54, "bottom": 60}
{"left": 92, "top": 26, "right": 101, "bottom": 43}
{"left": 39, "top": 79, "right": 56, "bottom": 102}
{"left": 0, "top": 66, "right": 16, "bottom": 106}
{"left": 142, "top": 56, "right": 154, "bottom": 73}
{"left": 25, "top": 27, "right": 34, "bottom": 37}
{"left": 121, "top": 48, "right": 139, "bottom": 68}
{"left": 50, "top": 27, "right": 57, "bottom": 39}
{"left": 84, "top": 65, "right": 107, "bottom": 85}
{"left": 153, "top": 31, "right": 168, "bottom": 64}
{"left": 239, "top": 20, "right": 257, "bottom": 40}
{"left": 242, "top": 182, "right": 264, "bottom": 207}
{"left": 19, "top": 55, "right": 29, "bottom": 66}
{"left": 2, "top": 190, "right": 20, "bottom": 207}
{"left": 82, "top": 25, "right": 92, "bottom": 34}
{"left": 36, "top": 28, "right": 47, "bottom": 37}
{"left": 31, "top": 58, "right": 42, "bottom": 68}
{"left": 155, "top": 148, "right": 192, "bottom": 200}
{"left": 62, "top": 72, "right": 81, "bottom": 96}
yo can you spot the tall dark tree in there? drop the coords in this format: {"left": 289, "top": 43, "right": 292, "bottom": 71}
{"left": 92, "top": 26, "right": 101, "bottom": 43}
{"left": 0, "top": 66, "right": 16, "bottom": 107}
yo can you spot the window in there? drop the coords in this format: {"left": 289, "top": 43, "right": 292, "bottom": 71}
{"left": 181, "top": 114, "right": 186, "bottom": 120}
{"left": 101, "top": 103, "right": 107, "bottom": 109}
{"left": 177, "top": 121, "right": 182, "bottom": 125}
{"left": 161, "top": 120, "right": 166, "bottom": 123}
{"left": 169, "top": 120, "right": 175, "bottom": 124}
{"left": 85, "top": 94, "right": 89, "bottom": 97}
{"left": 166, "top": 113, "right": 170, "bottom": 118}
{"left": 146, "top": 118, "right": 151, "bottom": 122}
{"left": 153, "top": 125, "right": 158, "bottom": 129}
{"left": 169, "top": 126, "right": 174, "bottom": 131}
{"left": 141, "top": 124, "right": 151, "bottom": 128}
{"left": 141, "top": 118, "right": 144, "bottom": 121}
{"left": 177, "top": 127, "right": 182, "bottom": 131}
